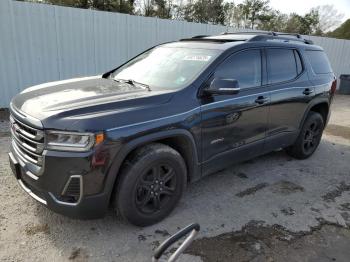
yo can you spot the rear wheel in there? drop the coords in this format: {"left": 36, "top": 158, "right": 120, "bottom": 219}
{"left": 115, "top": 143, "right": 187, "bottom": 226}
{"left": 286, "top": 111, "right": 324, "bottom": 159}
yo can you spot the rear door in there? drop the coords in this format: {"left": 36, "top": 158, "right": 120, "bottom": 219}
{"left": 200, "top": 48, "right": 270, "bottom": 175}
{"left": 264, "top": 47, "right": 314, "bottom": 152}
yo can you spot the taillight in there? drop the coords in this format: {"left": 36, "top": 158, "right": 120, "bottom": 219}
{"left": 330, "top": 78, "right": 337, "bottom": 94}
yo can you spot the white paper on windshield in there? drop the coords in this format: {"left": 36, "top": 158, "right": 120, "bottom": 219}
{"left": 183, "top": 55, "right": 212, "bottom": 61}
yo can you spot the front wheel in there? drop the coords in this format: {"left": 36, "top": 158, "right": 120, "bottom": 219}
{"left": 115, "top": 143, "right": 187, "bottom": 227}
{"left": 286, "top": 111, "right": 324, "bottom": 159}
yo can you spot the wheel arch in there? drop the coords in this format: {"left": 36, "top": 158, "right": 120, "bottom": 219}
{"left": 299, "top": 100, "right": 329, "bottom": 130}
{"left": 309, "top": 102, "right": 329, "bottom": 126}
{"left": 105, "top": 129, "right": 201, "bottom": 204}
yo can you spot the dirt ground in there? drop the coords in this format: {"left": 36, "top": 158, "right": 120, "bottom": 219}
{"left": 0, "top": 95, "right": 349, "bottom": 262}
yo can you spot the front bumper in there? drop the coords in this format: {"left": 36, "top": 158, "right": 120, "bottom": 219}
{"left": 9, "top": 143, "right": 111, "bottom": 219}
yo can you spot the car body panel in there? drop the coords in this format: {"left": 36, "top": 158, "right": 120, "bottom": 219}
{"left": 200, "top": 88, "right": 270, "bottom": 173}
{"left": 8, "top": 36, "right": 335, "bottom": 219}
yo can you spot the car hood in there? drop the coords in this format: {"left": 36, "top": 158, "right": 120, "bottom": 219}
{"left": 11, "top": 76, "right": 174, "bottom": 128}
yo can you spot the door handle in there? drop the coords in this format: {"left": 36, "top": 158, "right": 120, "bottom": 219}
{"left": 303, "top": 88, "right": 314, "bottom": 95}
{"left": 255, "top": 96, "right": 269, "bottom": 104}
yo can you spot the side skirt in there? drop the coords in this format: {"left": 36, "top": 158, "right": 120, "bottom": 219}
{"left": 262, "top": 131, "right": 299, "bottom": 154}
{"left": 199, "top": 131, "right": 299, "bottom": 179}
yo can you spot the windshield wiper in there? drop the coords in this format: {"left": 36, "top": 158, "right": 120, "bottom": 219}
{"left": 114, "top": 78, "right": 151, "bottom": 91}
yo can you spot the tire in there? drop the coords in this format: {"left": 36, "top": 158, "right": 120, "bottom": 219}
{"left": 115, "top": 143, "right": 187, "bottom": 227}
{"left": 286, "top": 111, "right": 324, "bottom": 159}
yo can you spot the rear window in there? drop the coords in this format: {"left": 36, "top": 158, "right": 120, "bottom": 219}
{"left": 305, "top": 50, "right": 332, "bottom": 74}
{"left": 267, "top": 49, "right": 298, "bottom": 84}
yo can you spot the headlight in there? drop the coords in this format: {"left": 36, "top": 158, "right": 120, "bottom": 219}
{"left": 46, "top": 131, "right": 96, "bottom": 152}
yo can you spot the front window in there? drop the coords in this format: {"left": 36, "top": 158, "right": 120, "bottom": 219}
{"left": 110, "top": 47, "right": 220, "bottom": 90}
{"left": 213, "top": 49, "right": 262, "bottom": 89}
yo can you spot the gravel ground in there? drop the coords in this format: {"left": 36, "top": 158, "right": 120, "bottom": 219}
{"left": 0, "top": 95, "right": 349, "bottom": 262}
{"left": 0, "top": 109, "right": 10, "bottom": 136}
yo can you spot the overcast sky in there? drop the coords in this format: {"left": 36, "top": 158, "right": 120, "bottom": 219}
{"left": 236, "top": 0, "right": 350, "bottom": 22}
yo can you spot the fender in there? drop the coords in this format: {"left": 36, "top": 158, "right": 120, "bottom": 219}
{"left": 299, "top": 97, "right": 330, "bottom": 130}
{"left": 103, "top": 129, "right": 201, "bottom": 203}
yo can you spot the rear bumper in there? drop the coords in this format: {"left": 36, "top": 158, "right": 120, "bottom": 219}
{"left": 9, "top": 144, "right": 111, "bottom": 219}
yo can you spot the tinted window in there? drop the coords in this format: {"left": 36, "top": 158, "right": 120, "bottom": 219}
{"left": 214, "top": 49, "right": 262, "bottom": 89}
{"left": 267, "top": 49, "right": 297, "bottom": 84}
{"left": 305, "top": 50, "right": 332, "bottom": 74}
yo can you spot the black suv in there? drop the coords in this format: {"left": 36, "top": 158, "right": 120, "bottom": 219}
{"left": 8, "top": 32, "right": 336, "bottom": 226}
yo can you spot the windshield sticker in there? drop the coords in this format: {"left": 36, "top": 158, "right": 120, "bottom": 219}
{"left": 183, "top": 55, "right": 212, "bottom": 61}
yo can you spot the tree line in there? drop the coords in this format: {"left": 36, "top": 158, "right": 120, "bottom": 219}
{"left": 18, "top": 0, "right": 347, "bottom": 37}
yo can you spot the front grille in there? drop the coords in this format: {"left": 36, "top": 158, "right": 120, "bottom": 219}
{"left": 10, "top": 115, "right": 44, "bottom": 166}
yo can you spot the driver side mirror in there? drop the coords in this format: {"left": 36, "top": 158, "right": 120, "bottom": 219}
{"left": 204, "top": 78, "right": 240, "bottom": 95}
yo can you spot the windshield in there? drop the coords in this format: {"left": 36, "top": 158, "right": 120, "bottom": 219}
{"left": 110, "top": 47, "right": 220, "bottom": 90}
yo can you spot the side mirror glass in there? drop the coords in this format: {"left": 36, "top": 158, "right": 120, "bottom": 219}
{"left": 205, "top": 78, "right": 240, "bottom": 95}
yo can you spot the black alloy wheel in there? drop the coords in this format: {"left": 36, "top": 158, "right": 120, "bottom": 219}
{"left": 286, "top": 111, "right": 324, "bottom": 159}
{"left": 135, "top": 163, "right": 177, "bottom": 214}
{"left": 302, "top": 119, "right": 322, "bottom": 155}
{"left": 115, "top": 143, "right": 187, "bottom": 226}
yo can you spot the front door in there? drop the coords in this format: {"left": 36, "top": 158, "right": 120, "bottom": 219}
{"left": 200, "top": 49, "right": 270, "bottom": 176}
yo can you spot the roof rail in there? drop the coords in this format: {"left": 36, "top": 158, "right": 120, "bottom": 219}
{"left": 272, "top": 32, "right": 302, "bottom": 38}
{"left": 179, "top": 38, "right": 236, "bottom": 43}
{"left": 249, "top": 34, "right": 313, "bottom": 44}
{"left": 221, "top": 31, "right": 313, "bottom": 44}
{"left": 221, "top": 31, "right": 275, "bottom": 36}
{"left": 191, "top": 35, "right": 209, "bottom": 39}
{"left": 181, "top": 31, "right": 313, "bottom": 45}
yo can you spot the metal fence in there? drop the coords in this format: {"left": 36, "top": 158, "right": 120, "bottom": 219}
{"left": 1, "top": 0, "right": 350, "bottom": 107}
